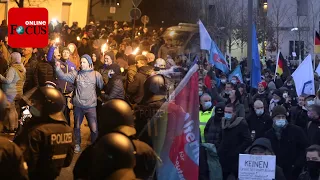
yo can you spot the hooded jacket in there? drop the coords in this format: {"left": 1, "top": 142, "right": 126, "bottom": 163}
{"left": 0, "top": 58, "right": 26, "bottom": 102}
{"left": 55, "top": 67, "right": 104, "bottom": 108}
{"left": 22, "top": 53, "right": 38, "bottom": 92}
{"left": 247, "top": 110, "right": 273, "bottom": 140}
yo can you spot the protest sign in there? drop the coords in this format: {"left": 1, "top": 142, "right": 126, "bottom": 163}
{"left": 238, "top": 154, "right": 276, "bottom": 180}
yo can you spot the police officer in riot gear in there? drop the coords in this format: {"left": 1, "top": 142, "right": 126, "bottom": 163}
{"left": 14, "top": 87, "right": 74, "bottom": 180}
{"left": 74, "top": 99, "right": 157, "bottom": 180}
{"left": 135, "top": 74, "right": 167, "bottom": 146}
{"left": 89, "top": 132, "right": 137, "bottom": 179}
{"left": 0, "top": 89, "right": 29, "bottom": 179}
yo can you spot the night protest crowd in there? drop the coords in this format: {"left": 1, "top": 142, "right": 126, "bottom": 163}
{"left": 0, "top": 19, "right": 320, "bottom": 180}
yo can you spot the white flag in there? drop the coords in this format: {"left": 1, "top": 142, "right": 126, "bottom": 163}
{"left": 316, "top": 63, "right": 320, "bottom": 75}
{"left": 198, "top": 20, "right": 212, "bottom": 51}
{"left": 292, "top": 54, "right": 315, "bottom": 96}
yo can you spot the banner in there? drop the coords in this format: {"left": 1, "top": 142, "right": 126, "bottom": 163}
{"left": 155, "top": 64, "right": 200, "bottom": 180}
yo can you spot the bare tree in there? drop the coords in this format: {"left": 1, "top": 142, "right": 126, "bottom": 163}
{"left": 268, "top": 0, "right": 293, "bottom": 52}
{"left": 11, "top": 0, "right": 48, "bottom": 7}
{"left": 207, "top": 0, "right": 242, "bottom": 54}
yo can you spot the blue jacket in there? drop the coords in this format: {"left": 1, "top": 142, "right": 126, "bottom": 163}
{"left": 48, "top": 46, "right": 76, "bottom": 93}
{"left": 55, "top": 68, "right": 103, "bottom": 108}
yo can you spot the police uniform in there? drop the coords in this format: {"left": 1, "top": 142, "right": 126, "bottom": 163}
{"left": 0, "top": 89, "right": 29, "bottom": 180}
{"left": 14, "top": 87, "right": 75, "bottom": 180}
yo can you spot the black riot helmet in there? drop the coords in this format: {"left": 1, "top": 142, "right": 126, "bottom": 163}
{"left": 99, "top": 99, "right": 136, "bottom": 138}
{"left": 140, "top": 74, "right": 167, "bottom": 104}
{"left": 0, "top": 89, "right": 7, "bottom": 121}
{"left": 22, "top": 87, "right": 66, "bottom": 121}
{"left": 89, "top": 132, "right": 136, "bottom": 179}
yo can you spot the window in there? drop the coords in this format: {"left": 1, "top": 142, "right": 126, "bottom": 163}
{"left": 289, "top": 41, "right": 304, "bottom": 60}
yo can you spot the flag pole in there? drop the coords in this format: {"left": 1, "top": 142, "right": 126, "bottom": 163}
{"left": 274, "top": 51, "right": 280, "bottom": 81}
{"left": 313, "top": 31, "right": 317, "bottom": 71}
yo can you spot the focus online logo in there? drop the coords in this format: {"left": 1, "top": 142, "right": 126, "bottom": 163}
{"left": 11, "top": 21, "right": 47, "bottom": 35}
{"left": 8, "top": 8, "right": 48, "bottom": 48}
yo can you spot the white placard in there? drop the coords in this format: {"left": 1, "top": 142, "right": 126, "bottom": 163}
{"left": 238, "top": 154, "right": 276, "bottom": 180}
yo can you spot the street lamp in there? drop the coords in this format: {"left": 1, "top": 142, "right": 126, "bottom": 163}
{"left": 291, "top": 27, "right": 299, "bottom": 31}
{"left": 263, "top": 2, "right": 268, "bottom": 12}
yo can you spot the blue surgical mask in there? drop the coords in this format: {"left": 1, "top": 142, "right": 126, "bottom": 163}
{"left": 255, "top": 109, "right": 264, "bottom": 116}
{"left": 224, "top": 113, "right": 233, "bottom": 120}
{"left": 231, "top": 80, "right": 237, "bottom": 84}
{"left": 307, "top": 100, "right": 315, "bottom": 106}
{"left": 275, "top": 119, "right": 287, "bottom": 128}
{"left": 199, "top": 91, "right": 203, "bottom": 96}
{"left": 203, "top": 102, "right": 212, "bottom": 110}
{"left": 221, "top": 79, "right": 227, "bottom": 83}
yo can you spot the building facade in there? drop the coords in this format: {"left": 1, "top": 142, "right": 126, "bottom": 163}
{"left": 267, "top": 0, "right": 320, "bottom": 60}
{"left": 8, "top": 0, "right": 90, "bottom": 28}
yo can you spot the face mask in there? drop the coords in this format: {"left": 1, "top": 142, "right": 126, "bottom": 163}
{"left": 225, "top": 91, "right": 230, "bottom": 95}
{"left": 307, "top": 161, "right": 320, "bottom": 177}
{"left": 231, "top": 80, "right": 237, "bottom": 84}
{"left": 275, "top": 119, "right": 287, "bottom": 128}
{"left": 246, "top": 78, "right": 250, "bottom": 82}
{"left": 283, "top": 93, "right": 288, "bottom": 98}
{"left": 273, "top": 99, "right": 280, "bottom": 103}
{"left": 224, "top": 113, "right": 233, "bottom": 120}
{"left": 203, "top": 102, "right": 212, "bottom": 110}
{"left": 221, "top": 79, "right": 227, "bottom": 84}
{"left": 255, "top": 109, "right": 264, "bottom": 116}
{"left": 307, "top": 100, "right": 315, "bottom": 106}
{"left": 287, "top": 83, "right": 292, "bottom": 86}
{"left": 30, "top": 106, "right": 41, "bottom": 117}
{"left": 199, "top": 91, "right": 203, "bottom": 96}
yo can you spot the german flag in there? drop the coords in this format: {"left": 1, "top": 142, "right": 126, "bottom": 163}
{"left": 315, "top": 31, "right": 320, "bottom": 53}
{"left": 276, "top": 52, "right": 290, "bottom": 76}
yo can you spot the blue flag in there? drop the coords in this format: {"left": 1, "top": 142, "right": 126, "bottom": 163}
{"left": 250, "top": 24, "right": 261, "bottom": 88}
{"left": 209, "top": 41, "right": 229, "bottom": 74}
{"left": 228, "top": 65, "right": 243, "bottom": 83}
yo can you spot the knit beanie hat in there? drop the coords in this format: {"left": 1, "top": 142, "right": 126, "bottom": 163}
{"left": 259, "top": 81, "right": 267, "bottom": 88}
{"left": 81, "top": 54, "right": 93, "bottom": 65}
{"left": 271, "top": 105, "right": 287, "bottom": 119}
{"left": 10, "top": 52, "right": 21, "bottom": 64}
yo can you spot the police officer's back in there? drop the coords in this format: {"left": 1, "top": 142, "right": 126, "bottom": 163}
{"left": 0, "top": 89, "right": 29, "bottom": 179}
{"left": 74, "top": 99, "right": 157, "bottom": 180}
{"left": 14, "top": 87, "right": 74, "bottom": 180}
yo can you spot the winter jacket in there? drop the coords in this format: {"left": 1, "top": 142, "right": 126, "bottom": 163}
{"left": 307, "top": 120, "right": 320, "bottom": 146}
{"left": 218, "top": 117, "right": 251, "bottom": 175}
{"left": 199, "top": 143, "right": 223, "bottom": 180}
{"left": 54, "top": 59, "right": 76, "bottom": 94}
{"left": 290, "top": 106, "right": 309, "bottom": 130}
{"left": 127, "top": 66, "right": 154, "bottom": 104}
{"left": 298, "top": 170, "right": 320, "bottom": 180}
{"left": 264, "top": 124, "right": 309, "bottom": 180}
{"left": 127, "top": 64, "right": 137, "bottom": 85}
{"left": 22, "top": 54, "right": 38, "bottom": 92}
{"left": 204, "top": 116, "right": 222, "bottom": 148}
{"left": 103, "top": 75, "right": 125, "bottom": 101}
{"left": 217, "top": 100, "right": 245, "bottom": 118}
{"left": 247, "top": 111, "right": 273, "bottom": 140}
{"left": 55, "top": 68, "right": 104, "bottom": 108}
{"left": 240, "top": 93, "right": 252, "bottom": 114}
{"left": 0, "top": 64, "right": 26, "bottom": 102}
{"left": 34, "top": 61, "right": 54, "bottom": 87}
{"left": 252, "top": 91, "right": 271, "bottom": 110}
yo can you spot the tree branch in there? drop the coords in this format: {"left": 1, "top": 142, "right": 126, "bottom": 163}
{"left": 91, "top": 0, "right": 100, "bottom": 8}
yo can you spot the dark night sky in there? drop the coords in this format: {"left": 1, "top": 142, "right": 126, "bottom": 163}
{"left": 138, "top": 0, "right": 201, "bottom": 27}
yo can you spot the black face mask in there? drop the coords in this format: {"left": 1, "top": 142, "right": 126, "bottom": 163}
{"left": 215, "top": 112, "right": 224, "bottom": 118}
{"left": 307, "top": 161, "right": 320, "bottom": 177}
